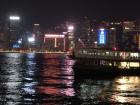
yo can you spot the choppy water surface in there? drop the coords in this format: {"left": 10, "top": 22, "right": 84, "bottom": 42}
{"left": 0, "top": 53, "right": 140, "bottom": 104}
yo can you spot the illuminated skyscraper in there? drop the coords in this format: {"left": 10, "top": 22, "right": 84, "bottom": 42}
{"left": 8, "top": 15, "right": 22, "bottom": 50}
{"left": 33, "top": 24, "right": 43, "bottom": 51}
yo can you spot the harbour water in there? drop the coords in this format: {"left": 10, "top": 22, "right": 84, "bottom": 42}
{"left": 0, "top": 53, "right": 140, "bottom": 104}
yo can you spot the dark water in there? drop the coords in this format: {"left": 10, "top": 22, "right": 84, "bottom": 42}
{"left": 0, "top": 53, "right": 140, "bottom": 105}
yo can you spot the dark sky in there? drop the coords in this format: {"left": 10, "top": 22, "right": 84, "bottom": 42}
{"left": 0, "top": 0, "right": 140, "bottom": 28}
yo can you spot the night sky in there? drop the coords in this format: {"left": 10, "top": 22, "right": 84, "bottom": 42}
{"left": 0, "top": 0, "right": 140, "bottom": 28}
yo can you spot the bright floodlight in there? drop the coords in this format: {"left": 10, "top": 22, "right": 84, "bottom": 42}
{"left": 68, "top": 26, "right": 74, "bottom": 32}
{"left": 28, "top": 37, "right": 35, "bottom": 43}
{"left": 9, "top": 16, "right": 20, "bottom": 20}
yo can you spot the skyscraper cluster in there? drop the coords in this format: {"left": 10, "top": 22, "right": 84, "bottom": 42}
{"left": 0, "top": 15, "right": 139, "bottom": 52}
{"left": 74, "top": 18, "right": 140, "bottom": 51}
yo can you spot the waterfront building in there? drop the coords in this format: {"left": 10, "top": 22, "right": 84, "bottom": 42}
{"left": 8, "top": 15, "right": 22, "bottom": 50}
{"left": 75, "top": 17, "right": 91, "bottom": 48}
{"left": 97, "top": 21, "right": 140, "bottom": 51}
{"left": 33, "top": 24, "right": 43, "bottom": 51}
{"left": 122, "top": 21, "right": 140, "bottom": 51}
{"left": 0, "top": 21, "right": 7, "bottom": 50}
{"left": 44, "top": 34, "right": 66, "bottom": 52}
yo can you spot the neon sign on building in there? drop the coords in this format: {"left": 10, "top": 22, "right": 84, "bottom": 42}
{"left": 45, "top": 34, "right": 65, "bottom": 38}
{"left": 98, "top": 28, "right": 106, "bottom": 45}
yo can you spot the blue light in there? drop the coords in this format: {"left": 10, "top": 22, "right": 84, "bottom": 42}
{"left": 13, "top": 44, "right": 20, "bottom": 48}
{"left": 98, "top": 28, "right": 106, "bottom": 45}
{"left": 18, "top": 39, "right": 22, "bottom": 44}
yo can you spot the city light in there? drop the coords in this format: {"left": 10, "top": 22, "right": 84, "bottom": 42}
{"left": 100, "top": 28, "right": 105, "bottom": 31}
{"left": 45, "top": 34, "right": 65, "bottom": 38}
{"left": 110, "top": 27, "right": 115, "bottom": 30}
{"left": 63, "top": 32, "right": 67, "bottom": 35}
{"left": 98, "top": 28, "right": 106, "bottom": 45}
{"left": 18, "top": 40, "right": 22, "bottom": 44}
{"left": 9, "top": 16, "right": 20, "bottom": 20}
{"left": 28, "top": 37, "right": 35, "bottom": 43}
{"left": 125, "top": 27, "right": 130, "bottom": 30}
{"left": 130, "top": 62, "right": 139, "bottom": 67}
{"left": 94, "top": 41, "right": 97, "bottom": 44}
{"left": 34, "top": 24, "right": 40, "bottom": 26}
{"left": 68, "top": 26, "right": 74, "bottom": 32}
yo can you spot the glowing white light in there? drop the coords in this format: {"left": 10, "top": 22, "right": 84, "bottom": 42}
{"left": 100, "top": 28, "right": 105, "bottom": 31}
{"left": 120, "top": 62, "right": 127, "bottom": 67}
{"left": 68, "top": 26, "right": 74, "bottom": 30}
{"left": 101, "top": 30, "right": 104, "bottom": 34}
{"left": 9, "top": 16, "right": 20, "bottom": 20}
{"left": 125, "top": 27, "right": 130, "bottom": 30}
{"left": 45, "top": 34, "right": 65, "bottom": 38}
{"left": 18, "top": 40, "right": 22, "bottom": 44}
{"left": 110, "top": 27, "right": 115, "bottom": 30}
{"left": 94, "top": 41, "right": 97, "bottom": 44}
{"left": 54, "top": 38, "right": 57, "bottom": 48}
{"left": 130, "top": 62, "right": 139, "bottom": 67}
{"left": 28, "top": 37, "right": 35, "bottom": 43}
{"left": 63, "top": 32, "right": 67, "bottom": 35}
{"left": 68, "top": 26, "right": 74, "bottom": 32}
{"left": 130, "top": 53, "right": 139, "bottom": 57}
{"left": 34, "top": 24, "right": 40, "bottom": 26}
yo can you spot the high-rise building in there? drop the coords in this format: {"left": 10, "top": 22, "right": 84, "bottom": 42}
{"left": 101, "top": 21, "right": 139, "bottom": 51}
{"left": 122, "top": 21, "right": 139, "bottom": 50}
{"left": 33, "top": 24, "right": 43, "bottom": 51}
{"left": 138, "top": 35, "right": 140, "bottom": 50}
{"left": 109, "top": 22, "right": 123, "bottom": 50}
{"left": 0, "top": 21, "right": 7, "bottom": 50}
{"left": 107, "top": 27, "right": 116, "bottom": 49}
{"left": 8, "top": 15, "right": 22, "bottom": 50}
{"left": 96, "top": 21, "right": 115, "bottom": 50}
{"left": 75, "top": 17, "right": 91, "bottom": 48}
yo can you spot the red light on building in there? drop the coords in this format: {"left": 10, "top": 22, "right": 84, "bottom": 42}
{"left": 112, "top": 47, "right": 117, "bottom": 51}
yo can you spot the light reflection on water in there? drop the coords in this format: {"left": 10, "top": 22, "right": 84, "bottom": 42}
{"left": 0, "top": 53, "right": 75, "bottom": 104}
{"left": 76, "top": 76, "right": 140, "bottom": 104}
{"left": 111, "top": 76, "right": 140, "bottom": 104}
{"left": 0, "top": 53, "right": 140, "bottom": 104}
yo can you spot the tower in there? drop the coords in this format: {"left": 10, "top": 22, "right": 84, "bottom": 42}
{"left": 8, "top": 15, "right": 21, "bottom": 50}
{"left": 75, "top": 17, "right": 91, "bottom": 48}
{"left": 33, "top": 24, "right": 43, "bottom": 51}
